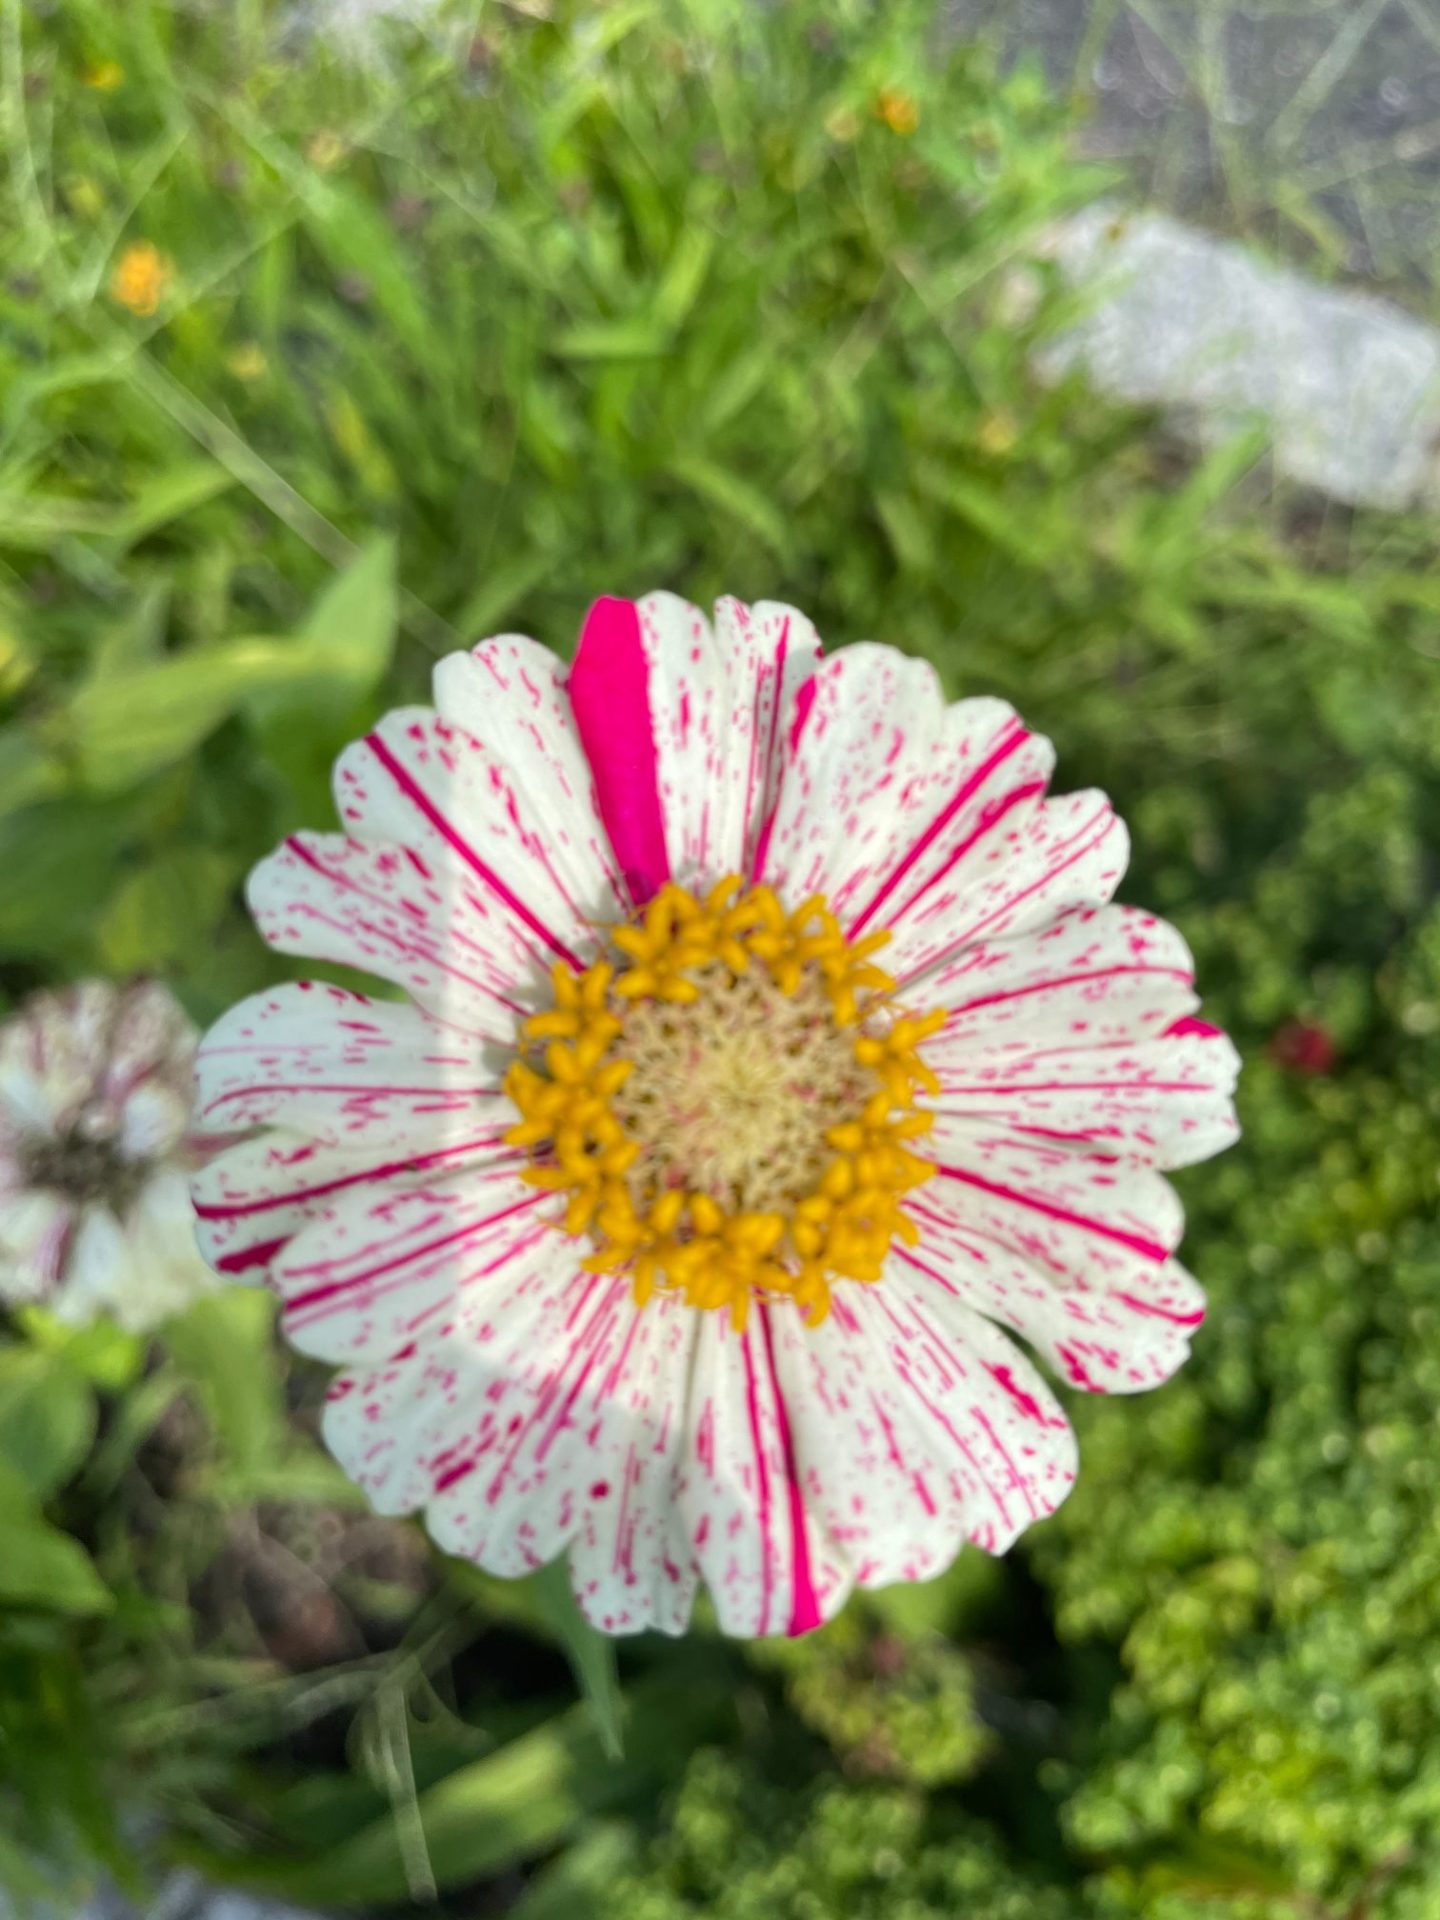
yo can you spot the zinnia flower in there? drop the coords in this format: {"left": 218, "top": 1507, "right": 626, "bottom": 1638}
{"left": 0, "top": 980, "right": 221, "bottom": 1332}
{"left": 193, "top": 594, "right": 1239, "bottom": 1636}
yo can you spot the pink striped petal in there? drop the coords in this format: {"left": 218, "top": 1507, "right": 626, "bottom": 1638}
{"left": 433, "top": 632, "right": 627, "bottom": 908}
{"left": 192, "top": 1122, "right": 516, "bottom": 1284}
{"left": 927, "top": 1026, "right": 1240, "bottom": 1169}
{"left": 674, "top": 1306, "right": 847, "bottom": 1637}
{"left": 248, "top": 834, "right": 531, "bottom": 1042}
{"left": 272, "top": 1170, "right": 547, "bottom": 1364}
{"left": 891, "top": 789, "right": 1130, "bottom": 986}
{"left": 930, "top": 905, "right": 1199, "bottom": 1048}
{"left": 899, "top": 1186, "right": 1206, "bottom": 1393}
{"left": 753, "top": 648, "right": 1055, "bottom": 917}
{"left": 332, "top": 707, "right": 615, "bottom": 980}
{"left": 568, "top": 594, "right": 823, "bottom": 900}
{"left": 428, "top": 1284, "right": 699, "bottom": 1627}
{"left": 634, "top": 593, "right": 825, "bottom": 886}
{"left": 321, "top": 1249, "right": 701, "bottom": 1633}
{"left": 194, "top": 983, "right": 507, "bottom": 1145}
{"left": 919, "top": 1124, "right": 1186, "bottom": 1297}
{"left": 769, "top": 1272, "right": 1077, "bottom": 1577}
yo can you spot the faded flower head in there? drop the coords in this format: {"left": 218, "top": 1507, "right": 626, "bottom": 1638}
{"left": 0, "top": 980, "right": 220, "bottom": 1332}
{"left": 194, "top": 592, "right": 1240, "bottom": 1637}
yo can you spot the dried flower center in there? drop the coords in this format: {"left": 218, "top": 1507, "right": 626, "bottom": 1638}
{"left": 504, "top": 878, "right": 942, "bottom": 1328}
{"left": 22, "top": 1127, "right": 147, "bottom": 1215}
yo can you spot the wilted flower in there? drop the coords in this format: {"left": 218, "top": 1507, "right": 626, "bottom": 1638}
{"left": 109, "top": 241, "right": 172, "bottom": 317}
{"left": 0, "top": 981, "right": 221, "bottom": 1332}
{"left": 194, "top": 593, "right": 1239, "bottom": 1636}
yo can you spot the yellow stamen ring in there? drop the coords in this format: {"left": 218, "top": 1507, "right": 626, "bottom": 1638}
{"left": 503, "top": 878, "right": 943, "bottom": 1330}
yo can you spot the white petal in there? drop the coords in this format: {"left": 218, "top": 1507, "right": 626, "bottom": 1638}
{"left": 632, "top": 593, "right": 823, "bottom": 886}
{"left": 773, "top": 1270, "right": 1077, "bottom": 1574}
{"left": 194, "top": 982, "right": 509, "bottom": 1144}
{"left": 891, "top": 788, "right": 1130, "bottom": 985}
{"left": 50, "top": 1204, "right": 135, "bottom": 1327}
{"left": 331, "top": 697, "right": 617, "bottom": 986}
{"left": 272, "top": 1169, "right": 551, "bottom": 1363}
{"left": 117, "top": 1080, "right": 191, "bottom": 1161}
{"left": 248, "top": 834, "right": 535, "bottom": 1043}
{"left": 318, "top": 1215, "right": 700, "bottom": 1632}
{"left": 674, "top": 1306, "right": 849, "bottom": 1637}
{"left": 927, "top": 904, "right": 1199, "bottom": 1049}
{"left": 903, "top": 1150, "right": 1205, "bottom": 1393}
{"left": 755, "top": 645, "right": 1049, "bottom": 917}
{"left": 110, "top": 1169, "right": 220, "bottom": 1332}
{"left": 0, "top": 1189, "right": 75, "bottom": 1305}
{"left": 917, "top": 1124, "right": 1186, "bottom": 1295}
{"left": 193, "top": 1121, "right": 516, "bottom": 1285}
{"left": 926, "top": 1022, "right": 1240, "bottom": 1170}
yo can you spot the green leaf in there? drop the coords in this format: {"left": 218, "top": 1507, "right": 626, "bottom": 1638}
{"left": 508, "top": 1821, "right": 638, "bottom": 1920}
{"left": 0, "top": 1348, "right": 97, "bottom": 1502}
{"left": 0, "top": 1464, "right": 111, "bottom": 1616}
{"left": 106, "top": 461, "right": 235, "bottom": 553}
{"left": 666, "top": 451, "right": 792, "bottom": 561}
{"left": 550, "top": 319, "right": 672, "bottom": 361}
{"left": 96, "top": 848, "right": 239, "bottom": 972}
{"left": 163, "top": 1289, "right": 290, "bottom": 1484}
{"left": 286, "top": 533, "right": 398, "bottom": 708}
{"left": 0, "top": 726, "right": 66, "bottom": 823}
{"left": 63, "top": 638, "right": 308, "bottom": 792}
{"left": 525, "top": 1560, "right": 625, "bottom": 1761}
{"left": 16, "top": 1309, "right": 146, "bottom": 1392}
{"left": 0, "top": 799, "right": 137, "bottom": 953}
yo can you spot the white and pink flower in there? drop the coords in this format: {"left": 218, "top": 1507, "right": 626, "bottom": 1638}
{"left": 192, "top": 593, "right": 1239, "bottom": 1636}
{"left": 0, "top": 979, "right": 222, "bottom": 1332}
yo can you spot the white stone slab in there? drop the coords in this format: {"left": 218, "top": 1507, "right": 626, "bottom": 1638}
{"left": 1038, "top": 205, "right": 1440, "bottom": 510}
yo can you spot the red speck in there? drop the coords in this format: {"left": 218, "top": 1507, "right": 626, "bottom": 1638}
{"left": 590, "top": 1480, "right": 611, "bottom": 1500}
{"left": 1269, "top": 1019, "right": 1336, "bottom": 1076}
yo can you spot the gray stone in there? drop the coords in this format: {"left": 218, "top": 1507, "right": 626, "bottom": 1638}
{"left": 1037, "top": 205, "right": 1440, "bottom": 510}
{"left": 0, "top": 1870, "right": 327, "bottom": 1920}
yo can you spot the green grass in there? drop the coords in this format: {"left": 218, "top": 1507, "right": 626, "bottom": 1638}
{"left": 2, "top": 2, "right": 1440, "bottom": 1915}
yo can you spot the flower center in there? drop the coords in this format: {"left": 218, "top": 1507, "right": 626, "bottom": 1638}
{"left": 504, "top": 878, "right": 943, "bottom": 1328}
{"left": 22, "top": 1125, "right": 148, "bottom": 1216}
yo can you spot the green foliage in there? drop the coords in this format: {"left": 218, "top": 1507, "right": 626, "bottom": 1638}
{"left": 751, "top": 1599, "right": 991, "bottom": 1788}
{"left": 594, "top": 1751, "right": 1076, "bottom": 1920}
{"left": 0, "top": 1, "right": 1438, "bottom": 1916}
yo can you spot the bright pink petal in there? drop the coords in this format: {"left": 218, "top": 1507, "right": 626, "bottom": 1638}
{"left": 567, "top": 597, "right": 672, "bottom": 907}
{"left": 194, "top": 983, "right": 507, "bottom": 1144}
{"left": 567, "top": 595, "right": 823, "bottom": 903}
{"left": 674, "top": 1307, "right": 848, "bottom": 1637}
{"left": 769, "top": 1271, "right": 1078, "bottom": 1577}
